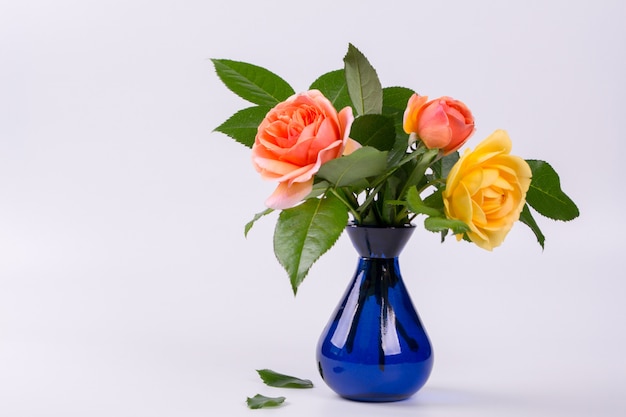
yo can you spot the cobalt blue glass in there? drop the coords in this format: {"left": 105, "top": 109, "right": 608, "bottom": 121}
{"left": 316, "top": 224, "right": 433, "bottom": 402}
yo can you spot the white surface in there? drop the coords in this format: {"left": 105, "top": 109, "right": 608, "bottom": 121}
{"left": 1, "top": 1, "right": 625, "bottom": 416}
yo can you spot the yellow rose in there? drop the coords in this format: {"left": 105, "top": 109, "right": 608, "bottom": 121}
{"left": 443, "top": 130, "right": 531, "bottom": 250}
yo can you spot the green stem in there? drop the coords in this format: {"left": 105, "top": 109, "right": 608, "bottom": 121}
{"left": 356, "top": 147, "right": 426, "bottom": 219}
{"left": 393, "top": 206, "right": 410, "bottom": 225}
{"left": 344, "top": 188, "right": 360, "bottom": 208}
{"left": 422, "top": 177, "right": 446, "bottom": 192}
{"left": 397, "top": 148, "right": 441, "bottom": 201}
{"left": 357, "top": 184, "right": 382, "bottom": 217}
{"left": 330, "top": 188, "right": 361, "bottom": 223}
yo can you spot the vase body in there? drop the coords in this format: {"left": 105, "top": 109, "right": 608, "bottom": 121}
{"left": 316, "top": 225, "right": 433, "bottom": 402}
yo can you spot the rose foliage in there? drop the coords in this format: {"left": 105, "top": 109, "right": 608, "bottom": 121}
{"left": 212, "top": 44, "right": 579, "bottom": 294}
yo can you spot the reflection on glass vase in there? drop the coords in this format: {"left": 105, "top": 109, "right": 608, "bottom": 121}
{"left": 316, "top": 224, "right": 433, "bottom": 402}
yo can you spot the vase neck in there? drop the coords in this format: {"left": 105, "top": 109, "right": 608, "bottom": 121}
{"left": 346, "top": 225, "right": 415, "bottom": 258}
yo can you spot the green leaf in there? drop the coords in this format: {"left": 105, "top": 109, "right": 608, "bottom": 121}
{"left": 307, "top": 180, "right": 331, "bottom": 199}
{"left": 423, "top": 187, "right": 444, "bottom": 211}
{"left": 525, "top": 159, "right": 579, "bottom": 221}
{"left": 211, "top": 59, "right": 295, "bottom": 106}
{"left": 343, "top": 44, "right": 383, "bottom": 116}
{"left": 406, "top": 187, "right": 442, "bottom": 217}
{"left": 246, "top": 394, "right": 286, "bottom": 409}
{"left": 388, "top": 140, "right": 409, "bottom": 164}
{"left": 382, "top": 86, "right": 415, "bottom": 116}
{"left": 382, "top": 87, "right": 415, "bottom": 165}
{"left": 274, "top": 194, "right": 348, "bottom": 294}
{"left": 349, "top": 114, "right": 396, "bottom": 151}
{"left": 244, "top": 208, "right": 274, "bottom": 237}
{"left": 424, "top": 216, "right": 469, "bottom": 235}
{"left": 256, "top": 369, "right": 314, "bottom": 389}
{"left": 317, "top": 147, "right": 388, "bottom": 187}
{"left": 214, "top": 106, "right": 271, "bottom": 148}
{"left": 519, "top": 203, "right": 545, "bottom": 249}
{"left": 401, "top": 148, "right": 439, "bottom": 192}
{"left": 431, "top": 151, "right": 460, "bottom": 180}
{"left": 309, "top": 69, "right": 352, "bottom": 111}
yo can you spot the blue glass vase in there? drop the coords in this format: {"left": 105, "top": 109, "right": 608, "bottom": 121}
{"left": 316, "top": 224, "right": 433, "bottom": 402}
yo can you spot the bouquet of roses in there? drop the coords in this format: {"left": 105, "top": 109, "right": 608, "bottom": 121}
{"left": 212, "top": 44, "right": 579, "bottom": 294}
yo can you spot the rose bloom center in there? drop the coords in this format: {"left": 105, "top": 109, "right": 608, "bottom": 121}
{"left": 470, "top": 169, "right": 517, "bottom": 226}
{"left": 274, "top": 106, "right": 322, "bottom": 149}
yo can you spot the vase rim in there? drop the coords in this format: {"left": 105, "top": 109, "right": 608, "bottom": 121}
{"left": 346, "top": 223, "right": 415, "bottom": 258}
{"left": 347, "top": 222, "right": 415, "bottom": 229}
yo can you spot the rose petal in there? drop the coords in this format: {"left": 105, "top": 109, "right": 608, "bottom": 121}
{"left": 265, "top": 179, "right": 314, "bottom": 210}
{"left": 343, "top": 138, "right": 362, "bottom": 156}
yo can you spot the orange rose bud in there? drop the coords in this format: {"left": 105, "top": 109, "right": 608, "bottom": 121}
{"left": 403, "top": 94, "right": 475, "bottom": 155}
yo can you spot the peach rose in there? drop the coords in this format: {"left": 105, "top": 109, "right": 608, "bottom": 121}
{"left": 443, "top": 130, "right": 531, "bottom": 250}
{"left": 403, "top": 94, "right": 475, "bottom": 155}
{"left": 252, "top": 90, "right": 359, "bottom": 209}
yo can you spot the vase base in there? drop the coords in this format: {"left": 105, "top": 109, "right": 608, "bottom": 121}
{"left": 338, "top": 393, "right": 414, "bottom": 403}
{"left": 318, "top": 357, "right": 432, "bottom": 403}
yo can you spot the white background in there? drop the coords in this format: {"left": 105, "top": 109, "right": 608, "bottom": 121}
{"left": 1, "top": 1, "right": 625, "bottom": 416}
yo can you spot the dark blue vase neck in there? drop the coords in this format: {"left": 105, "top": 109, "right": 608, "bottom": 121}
{"left": 346, "top": 224, "right": 415, "bottom": 258}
